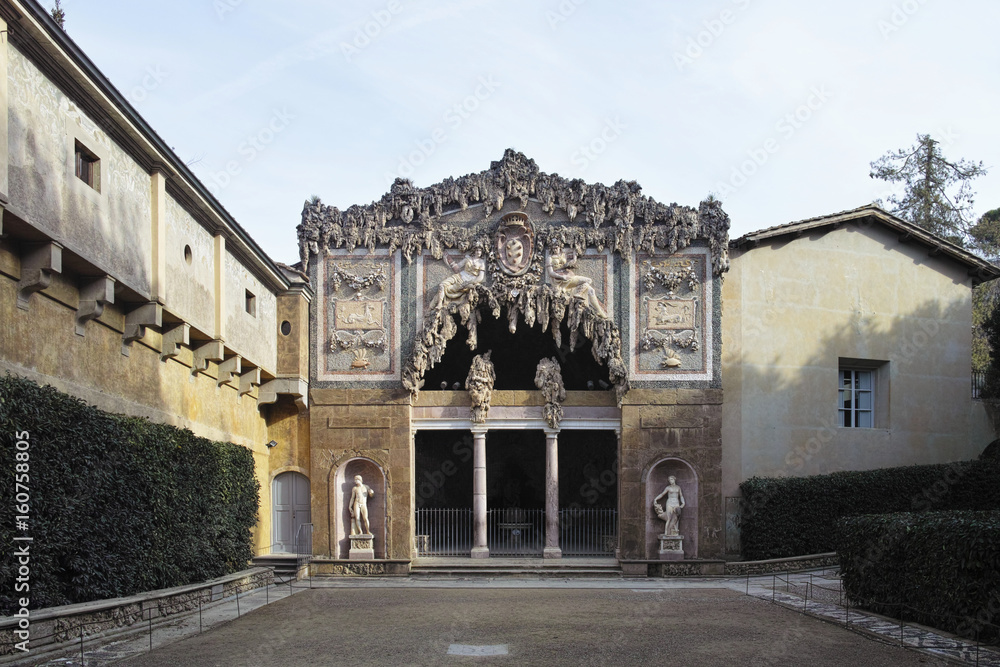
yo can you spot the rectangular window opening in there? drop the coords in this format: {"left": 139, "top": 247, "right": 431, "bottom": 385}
{"left": 245, "top": 289, "right": 256, "bottom": 317}
{"left": 74, "top": 140, "right": 100, "bottom": 192}
{"left": 838, "top": 358, "right": 889, "bottom": 429}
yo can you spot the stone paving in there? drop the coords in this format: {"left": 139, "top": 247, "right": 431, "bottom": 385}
{"left": 11, "top": 568, "right": 999, "bottom": 666}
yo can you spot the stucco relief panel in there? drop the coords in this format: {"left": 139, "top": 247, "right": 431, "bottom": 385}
{"left": 631, "top": 247, "right": 712, "bottom": 381}
{"left": 317, "top": 250, "right": 401, "bottom": 381}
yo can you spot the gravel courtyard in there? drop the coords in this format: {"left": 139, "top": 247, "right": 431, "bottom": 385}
{"left": 116, "top": 587, "right": 945, "bottom": 666}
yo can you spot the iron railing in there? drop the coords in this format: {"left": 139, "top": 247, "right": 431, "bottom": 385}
{"left": 973, "top": 370, "right": 986, "bottom": 399}
{"left": 415, "top": 508, "right": 473, "bottom": 556}
{"left": 414, "top": 508, "right": 617, "bottom": 557}
{"left": 559, "top": 508, "right": 617, "bottom": 556}
{"left": 488, "top": 508, "right": 544, "bottom": 556}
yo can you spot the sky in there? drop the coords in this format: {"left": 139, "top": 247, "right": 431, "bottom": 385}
{"left": 61, "top": 0, "right": 1000, "bottom": 266}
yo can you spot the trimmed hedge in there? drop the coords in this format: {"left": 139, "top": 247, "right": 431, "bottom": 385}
{"left": 0, "top": 374, "right": 259, "bottom": 613}
{"left": 739, "top": 461, "right": 1000, "bottom": 560}
{"left": 838, "top": 510, "right": 1000, "bottom": 642}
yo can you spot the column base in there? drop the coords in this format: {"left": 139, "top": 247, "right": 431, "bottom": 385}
{"left": 543, "top": 547, "right": 562, "bottom": 559}
{"left": 470, "top": 546, "right": 490, "bottom": 559}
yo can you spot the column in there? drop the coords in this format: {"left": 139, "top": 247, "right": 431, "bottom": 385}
{"left": 544, "top": 428, "right": 562, "bottom": 559}
{"left": 470, "top": 427, "right": 489, "bottom": 559}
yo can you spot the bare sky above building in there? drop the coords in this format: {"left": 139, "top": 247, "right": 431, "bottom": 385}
{"left": 63, "top": 0, "right": 1000, "bottom": 265}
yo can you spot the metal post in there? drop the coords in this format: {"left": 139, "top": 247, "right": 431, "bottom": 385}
{"left": 80, "top": 625, "right": 85, "bottom": 663}
{"left": 148, "top": 610, "right": 153, "bottom": 651}
{"left": 199, "top": 594, "right": 203, "bottom": 633}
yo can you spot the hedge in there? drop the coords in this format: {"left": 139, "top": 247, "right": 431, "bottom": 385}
{"left": 739, "top": 461, "right": 1000, "bottom": 560}
{"left": 838, "top": 510, "right": 1000, "bottom": 642}
{"left": 0, "top": 374, "right": 259, "bottom": 614}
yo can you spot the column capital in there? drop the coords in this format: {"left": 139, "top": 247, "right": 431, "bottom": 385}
{"left": 543, "top": 428, "right": 560, "bottom": 437}
{"left": 470, "top": 425, "right": 489, "bottom": 435}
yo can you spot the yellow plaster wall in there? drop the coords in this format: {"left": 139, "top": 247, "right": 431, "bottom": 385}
{"left": 0, "top": 250, "right": 277, "bottom": 553}
{"left": 722, "top": 223, "right": 981, "bottom": 500}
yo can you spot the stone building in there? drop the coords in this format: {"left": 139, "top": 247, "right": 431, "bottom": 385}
{"left": 0, "top": 0, "right": 311, "bottom": 557}
{"left": 1, "top": 0, "right": 995, "bottom": 576}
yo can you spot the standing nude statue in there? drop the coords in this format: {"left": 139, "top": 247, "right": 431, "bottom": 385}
{"left": 349, "top": 474, "right": 374, "bottom": 535}
{"left": 653, "top": 476, "right": 685, "bottom": 536}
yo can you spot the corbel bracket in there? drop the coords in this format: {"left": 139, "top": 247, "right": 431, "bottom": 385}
{"left": 192, "top": 340, "right": 225, "bottom": 376}
{"left": 160, "top": 323, "right": 190, "bottom": 361}
{"left": 17, "top": 241, "right": 62, "bottom": 310}
{"left": 218, "top": 355, "right": 242, "bottom": 387}
{"left": 75, "top": 275, "right": 115, "bottom": 335}
{"left": 122, "top": 302, "right": 162, "bottom": 355}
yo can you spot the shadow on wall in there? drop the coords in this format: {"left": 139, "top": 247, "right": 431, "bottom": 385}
{"left": 731, "top": 295, "right": 983, "bottom": 484}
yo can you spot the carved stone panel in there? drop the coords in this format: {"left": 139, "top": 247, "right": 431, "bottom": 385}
{"left": 631, "top": 248, "right": 712, "bottom": 381}
{"left": 316, "top": 249, "right": 401, "bottom": 381}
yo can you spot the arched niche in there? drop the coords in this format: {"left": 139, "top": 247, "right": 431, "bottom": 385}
{"left": 644, "top": 458, "right": 699, "bottom": 559}
{"left": 332, "top": 458, "right": 387, "bottom": 559}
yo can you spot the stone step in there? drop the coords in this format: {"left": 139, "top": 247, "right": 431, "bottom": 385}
{"left": 410, "top": 567, "right": 622, "bottom": 578}
{"left": 411, "top": 558, "right": 622, "bottom": 578}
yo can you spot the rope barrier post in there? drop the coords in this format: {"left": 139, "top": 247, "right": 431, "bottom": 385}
{"left": 148, "top": 608, "right": 153, "bottom": 652}
{"left": 236, "top": 584, "right": 241, "bottom": 618}
{"left": 772, "top": 572, "right": 776, "bottom": 602}
{"left": 199, "top": 593, "right": 203, "bottom": 634}
{"left": 745, "top": 571, "right": 749, "bottom": 596}
{"left": 80, "top": 624, "right": 84, "bottom": 664}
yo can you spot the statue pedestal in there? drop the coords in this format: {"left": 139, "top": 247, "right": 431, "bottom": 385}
{"left": 349, "top": 533, "right": 375, "bottom": 560}
{"left": 658, "top": 534, "right": 684, "bottom": 561}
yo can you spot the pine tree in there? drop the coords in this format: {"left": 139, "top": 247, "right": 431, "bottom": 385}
{"left": 870, "top": 134, "right": 987, "bottom": 246}
{"left": 51, "top": 0, "right": 65, "bottom": 29}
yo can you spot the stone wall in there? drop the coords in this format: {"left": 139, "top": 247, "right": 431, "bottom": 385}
{"left": 620, "top": 388, "right": 723, "bottom": 560}
{"left": 308, "top": 389, "right": 413, "bottom": 560}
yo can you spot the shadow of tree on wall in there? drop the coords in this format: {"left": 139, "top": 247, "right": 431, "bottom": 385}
{"left": 731, "top": 293, "right": 983, "bottom": 484}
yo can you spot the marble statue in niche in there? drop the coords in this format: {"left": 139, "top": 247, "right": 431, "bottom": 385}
{"left": 653, "top": 476, "right": 686, "bottom": 536}
{"left": 466, "top": 351, "right": 496, "bottom": 424}
{"left": 431, "top": 247, "right": 486, "bottom": 310}
{"left": 546, "top": 247, "right": 608, "bottom": 318}
{"left": 349, "top": 474, "right": 374, "bottom": 535}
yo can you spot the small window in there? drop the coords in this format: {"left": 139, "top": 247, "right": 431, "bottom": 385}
{"left": 280, "top": 320, "right": 291, "bottom": 336}
{"left": 245, "top": 289, "right": 256, "bottom": 317}
{"left": 74, "top": 140, "right": 100, "bottom": 192}
{"left": 839, "top": 369, "right": 873, "bottom": 427}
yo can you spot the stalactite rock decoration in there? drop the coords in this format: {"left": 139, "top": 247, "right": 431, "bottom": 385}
{"left": 534, "top": 357, "right": 567, "bottom": 430}
{"left": 297, "top": 149, "right": 730, "bottom": 276}
{"left": 466, "top": 351, "right": 496, "bottom": 424}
